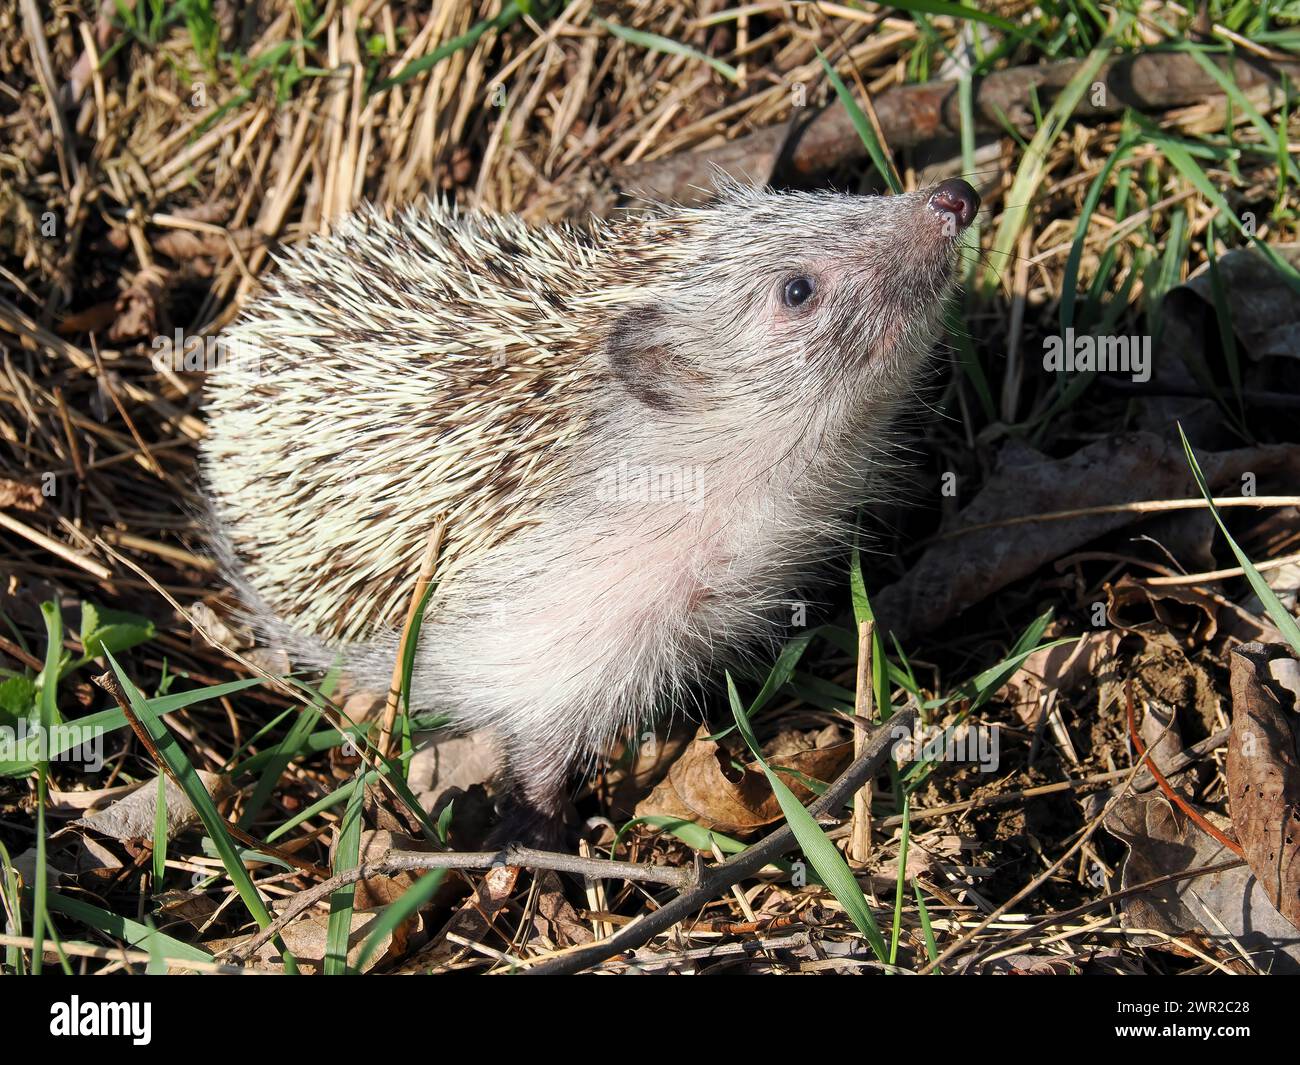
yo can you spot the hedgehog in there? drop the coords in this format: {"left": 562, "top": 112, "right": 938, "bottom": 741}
{"left": 200, "top": 177, "right": 980, "bottom": 844}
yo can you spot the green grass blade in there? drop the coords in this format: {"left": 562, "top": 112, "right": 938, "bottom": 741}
{"left": 267, "top": 776, "right": 357, "bottom": 843}
{"left": 818, "top": 48, "right": 901, "bottom": 194}
{"left": 1178, "top": 43, "right": 1300, "bottom": 185}
{"left": 849, "top": 550, "right": 892, "bottom": 718}
{"left": 239, "top": 700, "right": 322, "bottom": 828}
{"left": 1060, "top": 134, "right": 1135, "bottom": 331}
{"left": 1139, "top": 121, "right": 1300, "bottom": 295}
{"left": 0, "top": 840, "right": 24, "bottom": 973}
{"left": 728, "top": 674, "right": 888, "bottom": 961}
{"left": 598, "top": 17, "right": 739, "bottom": 83}
{"left": 914, "top": 880, "right": 940, "bottom": 966}
{"left": 615, "top": 815, "right": 748, "bottom": 856}
{"left": 984, "top": 26, "right": 1120, "bottom": 292}
{"left": 325, "top": 772, "right": 365, "bottom": 975}
{"left": 1178, "top": 426, "right": 1300, "bottom": 654}
{"left": 103, "top": 650, "right": 295, "bottom": 971}
{"left": 889, "top": 790, "right": 912, "bottom": 964}
{"left": 31, "top": 601, "right": 62, "bottom": 975}
{"left": 888, "top": 0, "right": 1039, "bottom": 44}
{"left": 152, "top": 771, "right": 167, "bottom": 886}
{"left": 50, "top": 676, "right": 266, "bottom": 762}
{"left": 377, "top": 2, "right": 523, "bottom": 91}
{"left": 46, "top": 893, "right": 212, "bottom": 965}
{"left": 746, "top": 629, "right": 817, "bottom": 717}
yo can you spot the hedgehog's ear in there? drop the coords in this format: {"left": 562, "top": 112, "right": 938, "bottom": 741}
{"left": 605, "top": 303, "right": 692, "bottom": 413}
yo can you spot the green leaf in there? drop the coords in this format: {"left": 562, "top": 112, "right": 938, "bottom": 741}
{"left": 728, "top": 674, "right": 888, "bottom": 961}
{"left": 325, "top": 772, "right": 365, "bottom": 975}
{"left": 747, "top": 630, "right": 818, "bottom": 717}
{"left": 890, "top": 791, "right": 912, "bottom": 964}
{"left": 0, "top": 675, "right": 36, "bottom": 719}
{"left": 914, "top": 880, "right": 940, "bottom": 966}
{"left": 239, "top": 700, "right": 322, "bottom": 828}
{"left": 31, "top": 601, "right": 62, "bottom": 975}
{"left": 849, "top": 551, "right": 892, "bottom": 719}
{"left": 152, "top": 770, "right": 168, "bottom": 886}
{"left": 615, "top": 815, "right": 748, "bottom": 856}
{"left": 79, "top": 602, "right": 156, "bottom": 661}
{"left": 47, "top": 893, "right": 213, "bottom": 965}
{"left": 52, "top": 677, "right": 266, "bottom": 763}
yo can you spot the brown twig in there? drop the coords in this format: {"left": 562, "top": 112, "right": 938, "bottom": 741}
{"left": 525, "top": 708, "right": 917, "bottom": 976}
{"left": 1124, "top": 680, "right": 1244, "bottom": 857}
{"left": 849, "top": 619, "right": 875, "bottom": 864}
{"left": 377, "top": 522, "right": 444, "bottom": 760}
{"left": 614, "top": 50, "right": 1300, "bottom": 205}
{"left": 226, "top": 845, "right": 699, "bottom": 963}
{"left": 924, "top": 496, "right": 1300, "bottom": 545}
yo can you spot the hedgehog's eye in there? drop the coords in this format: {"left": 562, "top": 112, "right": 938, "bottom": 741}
{"left": 782, "top": 276, "right": 816, "bottom": 309}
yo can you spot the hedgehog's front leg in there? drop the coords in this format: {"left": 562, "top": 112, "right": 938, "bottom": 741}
{"left": 486, "top": 733, "right": 575, "bottom": 850}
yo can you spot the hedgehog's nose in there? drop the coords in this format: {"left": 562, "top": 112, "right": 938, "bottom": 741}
{"left": 928, "top": 179, "right": 980, "bottom": 231}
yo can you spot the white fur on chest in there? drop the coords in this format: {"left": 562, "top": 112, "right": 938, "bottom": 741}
{"left": 402, "top": 426, "right": 861, "bottom": 770}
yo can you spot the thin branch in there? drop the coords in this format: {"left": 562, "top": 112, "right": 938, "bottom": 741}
{"left": 226, "top": 846, "right": 698, "bottom": 963}
{"left": 524, "top": 708, "right": 917, "bottom": 976}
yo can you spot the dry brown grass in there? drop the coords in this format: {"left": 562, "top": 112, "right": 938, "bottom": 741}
{"left": 2, "top": 2, "right": 1299, "bottom": 975}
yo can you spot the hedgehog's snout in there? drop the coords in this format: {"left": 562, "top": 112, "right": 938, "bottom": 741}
{"left": 925, "top": 179, "right": 980, "bottom": 238}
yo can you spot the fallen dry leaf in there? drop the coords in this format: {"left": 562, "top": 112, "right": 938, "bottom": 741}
{"left": 1107, "top": 575, "right": 1219, "bottom": 647}
{"left": 240, "top": 908, "right": 399, "bottom": 974}
{"left": 408, "top": 731, "right": 501, "bottom": 813}
{"left": 1002, "top": 628, "right": 1124, "bottom": 728}
{"left": 634, "top": 725, "right": 852, "bottom": 834}
{"left": 75, "top": 770, "right": 234, "bottom": 843}
{"left": 1163, "top": 244, "right": 1300, "bottom": 370}
{"left": 1226, "top": 642, "right": 1300, "bottom": 932}
{"left": 876, "top": 433, "right": 1300, "bottom": 641}
{"left": 399, "top": 863, "right": 521, "bottom": 972}
{"left": 1102, "top": 790, "right": 1300, "bottom": 973}
{"left": 529, "top": 871, "right": 596, "bottom": 950}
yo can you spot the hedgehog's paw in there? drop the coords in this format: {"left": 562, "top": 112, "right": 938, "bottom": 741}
{"left": 485, "top": 736, "right": 577, "bottom": 851}
{"left": 485, "top": 798, "right": 571, "bottom": 853}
